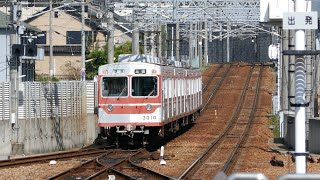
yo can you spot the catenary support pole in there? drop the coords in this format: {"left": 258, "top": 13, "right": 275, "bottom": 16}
{"left": 189, "top": 23, "right": 193, "bottom": 65}
{"left": 294, "top": 0, "right": 306, "bottom": 173}
{"left": 144, "top": 29, "right": 147, "bottom": 54}
{"left": 10, "top": 0, "right": 18, "bottom": 132}
{"left": 81, "top": 0, "right": 85, "bottom": 80}
{"left": 157, "top": 25, "right": 162, "bottom": 59}
{"left": 49, "top": 0, "right": 53, "bottom": 77}
{"left": 226, "top": 22, "right": 230, "bottom": 63}
{"left": 151, "top": 31, "right": 155, "bottom": 56}
{"left": 132, "top": 21, "right": 139, "bottom": 54}
{"left": 204, "top": 21, "right": 208, "bottom": 65}
{"left": 176, "top": 23, "right": 180, "bottom": 61}
{"left": 107, "top": 12, "right": 114, "bottom": 64}
{"left": 198, "top": 22, "right": 203, "bottom": 68}
{"left": 132, "top": 4, "right": 139, "bottom": 55}
{"left": 171, "top": 27, "right": 174, "bottom": 60}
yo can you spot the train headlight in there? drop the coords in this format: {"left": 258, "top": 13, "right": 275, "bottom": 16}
{"left": 146, "top": 104, "right": 152, "bottom": 111}
{"left": 126, "top": 125, "right": 136, "bottom": 131}
{"left": 107, "top": 104, "right": 113, "bottom": 111}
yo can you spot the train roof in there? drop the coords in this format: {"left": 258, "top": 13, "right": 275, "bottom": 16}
{"left": 118, "top": 54, "right": 161, "bottom": 64}
{"left": 118, "top": 54, "right": 193, "bottom": 69}
{"left": 98, "top": 54, "right": 200, "bottom": 75}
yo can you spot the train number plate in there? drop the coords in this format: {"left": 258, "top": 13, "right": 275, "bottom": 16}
{"left": 143, "top": 116, "right": 157, "bottom": 120}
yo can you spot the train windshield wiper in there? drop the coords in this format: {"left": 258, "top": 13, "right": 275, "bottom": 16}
{"left": 146, "top": 89, "right": 155, "bottom": 99}
{"left": 117, "top": 87, "right": 127, "bottom": 100}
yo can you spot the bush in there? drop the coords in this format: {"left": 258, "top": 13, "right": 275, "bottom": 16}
{"left": 36, "top": 74, "right": 60, "bottom": 82}
{"left": 269, "top": 115, "right": 280, "bottom": 138}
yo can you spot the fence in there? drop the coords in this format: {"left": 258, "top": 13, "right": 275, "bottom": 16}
{"left": 0, "top": 82, "right": 10, "bottom": 121}
{"left": 0, "top": 81, "right": 97, "bottom": 156}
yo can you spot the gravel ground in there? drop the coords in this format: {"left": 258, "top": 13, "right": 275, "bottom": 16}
{"left": 0, "top": 158, "right": 86, "bottom": 179}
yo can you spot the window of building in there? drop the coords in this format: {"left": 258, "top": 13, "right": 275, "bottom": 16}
{"left": 66, "top": 31, "right": 92, "bottom": 44}
{"left": 35, "top": 31, "right": 46, "bottom": 44}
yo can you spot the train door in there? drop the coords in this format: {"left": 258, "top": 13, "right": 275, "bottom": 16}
{"left": 182, "top": 77, "right": 185, "bottom": 113}
{"left": 198, "top": 76, "right": 201, "bottom": 108}
{"left": 162, "top": 76, "right": 169, "bottom": 121}
{"left": 174, "top": 71, "right": 178, "bottom": 116}
{"left": 170, "top": 77, "right": 174, "bottom": 118}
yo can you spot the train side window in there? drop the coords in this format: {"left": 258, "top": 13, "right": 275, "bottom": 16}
{"left": 132, "top": 76, "right": 158, "bottom": 97}
{"left": 101, "top": 77, "right": 128, "bottom": 97}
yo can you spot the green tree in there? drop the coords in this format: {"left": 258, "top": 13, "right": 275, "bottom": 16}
{"left": 85, "top": 41, "right": 133, "bottom": 80}
{"left": 85, "top": 48, "right": 107, "bottom": 80}
{"left": 114, "top": 41, "right": 132, "bottom": 62}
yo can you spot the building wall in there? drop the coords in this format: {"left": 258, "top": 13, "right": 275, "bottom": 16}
{"left": 114, "top": 27, "right": 132, "bottom": 46}
{"left": 35, "top": 54, "right": 82, "bottom": 79}
{"left": 0, "top": 31, "right": 11, "bottom": 82}
{"left": 27, "top": 11, "right": 106, "bottom": 77}
{"left": 27, "top": 12, "right": 92, "bottom": 45}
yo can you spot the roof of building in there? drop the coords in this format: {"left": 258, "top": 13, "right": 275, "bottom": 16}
{"left": 0, "top": 11, "right": 41, "bottom": 32}
{"left": 0, "top": 11, "right": 10, "bottom": 29}
{"left": 24, "top": 5, "right": 106, "bottom": 33}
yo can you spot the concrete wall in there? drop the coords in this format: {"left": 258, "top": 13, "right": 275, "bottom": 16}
{"left": 0, "top": 120, "right": 12, "bottom": 156}
{"left": 0, "top": 81, "right": 98, "bottom": 157}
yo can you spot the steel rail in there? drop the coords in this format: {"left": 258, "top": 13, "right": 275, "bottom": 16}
{"left": 46, "top": 151, "right": 114, "bottom": 179}
{"left": 47, "top": 148, "right": 170, "bottom": 179}
{"left": 0, "top": 149, "right": 108, "bottom": 168}
{"left": 108, "top": 160, "right": 174, "bottom": 179}
{"left": 222, "top": 64, "right": 263, "bottom": 174}
{"left": 200, "top": 63, "right": 233, "bottom": 113}
{"left": 89, "top": 149, "right": 173, "bottom": 179}
{"left": 178, "top": 64, "right": 255, "bottom": 179}
{"left": 202, "top": 63, "right": 225, "bottom": 91}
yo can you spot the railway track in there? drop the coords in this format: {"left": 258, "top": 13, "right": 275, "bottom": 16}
{"left": 202, "top": 63, "right": 224, "bottom": 91}
{"left": 0, "top": 148, "right": 108, "bottom": 168}
{"left": 0, "top": 63, "right": 272, "bottom": 180}
{"left": 131, "top": 63, "right": 263, "bottom": 179}
{"left": 222, "top": 65, "right": 263, "bottom": 175}
{"left": 179, "top": 65, "right": 263, "bottom": 179}
{"left": 201, "top": 63, "right": 232, "bottom": 112}
{"left": 48, "top": 149, "right": 173, "bottom": 179}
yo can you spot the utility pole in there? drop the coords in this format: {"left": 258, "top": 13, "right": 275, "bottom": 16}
{"left": 175, "top": 23, "right": 180, "bottom": 61}
{"left": 157, "top": 24, "right": 162, "bottom": 59}
{"left": 132, "top": 2, "right": 139, "bottom": 54}
{"left": 226, "top": 22, "right": 231, "bottom": 63}
{"left": 107, "top": 11, "right": 114, "bottom": 64}
{"left": 49, "top": 0, "right": 53, "bottom": 77}
{"left": 204, "top": 21, "right": 208, "bottom": 66}
{"left": 132, "top": 21, "right": 139, "bottom": 54}
{"left": 10, "top": 0, "right": 23, "bottom": 139}
{"left": 143, "top": 29, "right": 147, "bottom": 54}
{"left": 81, "top": 0, "right": 85, "bottom": 81}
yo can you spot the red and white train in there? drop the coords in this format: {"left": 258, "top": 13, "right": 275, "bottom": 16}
{"left": 97, "top": 54, "right": 202, "bottom": 146}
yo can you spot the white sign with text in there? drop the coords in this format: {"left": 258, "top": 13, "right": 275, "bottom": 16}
{"left": 283, "top": 12, "right": 318, "bottom": 29}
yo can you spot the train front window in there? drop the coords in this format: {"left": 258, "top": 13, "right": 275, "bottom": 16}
{"left": 132, "top": 77, "right": 158, "bottom": 97}
{"left": 102, "top": 77, "right": 128, "bottom": 97}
